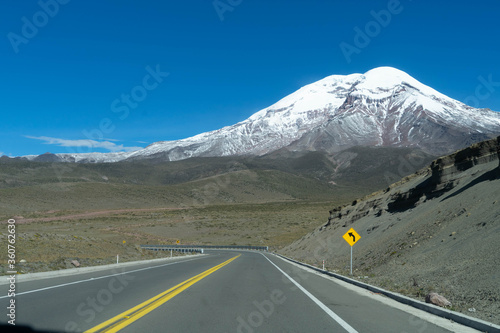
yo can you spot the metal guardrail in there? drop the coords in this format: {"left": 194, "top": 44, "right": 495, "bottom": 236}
{"left": 141, "top": 246, "right": 204, "bottom": 254}
{"left": 140, "top": 244, "right": 268, "bottom": 253}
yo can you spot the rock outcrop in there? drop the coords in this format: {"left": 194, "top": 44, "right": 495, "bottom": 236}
{"left": 323, "top": 136, "right": 500, "bottom": 224}
{"left": 426, "top": 293, "right": 452, "bottom": 307}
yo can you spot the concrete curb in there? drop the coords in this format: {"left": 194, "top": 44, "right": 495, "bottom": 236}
{"left": 273, "top": 253, "right": 500, "bottom": 333}
{"left": 0, "top": 254, "right": 205, "bottom": 285}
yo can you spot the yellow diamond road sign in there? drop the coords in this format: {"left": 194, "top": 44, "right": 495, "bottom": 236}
{"left": 343, "top": 228, "right": 361, "bottom": 246}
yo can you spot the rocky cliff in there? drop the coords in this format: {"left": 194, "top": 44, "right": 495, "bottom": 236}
{"left": 323, "top": 136, "right": 500, "bottom": 225}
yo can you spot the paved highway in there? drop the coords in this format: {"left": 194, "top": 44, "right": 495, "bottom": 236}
{"left": 0, "top": 251, "right": 482, "bottom": 332}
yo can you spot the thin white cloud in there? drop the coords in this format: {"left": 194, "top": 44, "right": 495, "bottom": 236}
{"left": 25, "top": 136, "right": 143, "bottom": 153}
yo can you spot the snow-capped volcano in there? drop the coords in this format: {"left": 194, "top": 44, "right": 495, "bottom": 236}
{"left": 33, "top": 67, "right": 500, "bottom": 162}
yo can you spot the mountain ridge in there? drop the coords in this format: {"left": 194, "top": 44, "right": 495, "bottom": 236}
{"left": 20, "top": 67, "right": 500, "bottom": 163}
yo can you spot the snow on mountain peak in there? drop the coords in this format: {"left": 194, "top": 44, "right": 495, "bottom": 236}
{"left": 363, "top": 66, "right": 412, "bottom": 83}
{"left": 24, "top": 67, "right": 500, "bottom": 163}
{"left": 360, "top": 67, "right": 414, "bottom": 90}
{"left": 354, "top": 66, "right": 443, "bottom": 99}
{"left": 125, "top": 66, "right": 500, "bottom": 160}
{"left": 252, "top": 67, "right": 447, "bottom": 118}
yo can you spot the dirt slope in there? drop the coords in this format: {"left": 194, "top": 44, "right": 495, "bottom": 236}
{"left": 280, "top": 137, "right": 500, "bottom": 324}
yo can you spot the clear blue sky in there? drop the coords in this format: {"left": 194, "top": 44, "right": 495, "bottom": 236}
{"left": 2, "top": 0, "right": 500, "bottom": 156}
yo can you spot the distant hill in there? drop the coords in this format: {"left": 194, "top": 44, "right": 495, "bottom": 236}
{"left": 0, "top": 147, "right": 435, "bottom": 216}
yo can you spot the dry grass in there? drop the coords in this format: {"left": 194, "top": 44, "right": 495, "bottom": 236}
{"left": 0, "top": 201, "right": 336, "bottom": 274}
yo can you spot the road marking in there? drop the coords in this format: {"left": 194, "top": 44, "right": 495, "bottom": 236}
{"left": 0, "top": 256, "right": 206, "bottom": 299}
{"left": 84, "top": 254, "right": 240, "bottom": 333}
{"left": 261, "top": 253, "right": 359, "bottom": 333}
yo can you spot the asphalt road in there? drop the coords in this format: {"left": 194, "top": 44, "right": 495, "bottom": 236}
{"left": 0, "top": 251, "right": 481, "bottom": 332}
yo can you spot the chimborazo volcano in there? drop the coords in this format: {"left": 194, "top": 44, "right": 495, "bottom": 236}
{"left": 26, "top": 67, "right": 500, "bottom": 163}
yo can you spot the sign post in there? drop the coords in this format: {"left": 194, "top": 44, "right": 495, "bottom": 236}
{"left": 342, "top": 227, "right": 361, "bottom": 275}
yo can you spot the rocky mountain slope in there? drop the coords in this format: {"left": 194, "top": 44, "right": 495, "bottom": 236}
{"left": 23, "top": 67, "right": 500, "bottom": 163}
{"left": 279, "top": 136, "right": 500, "bottom": 324}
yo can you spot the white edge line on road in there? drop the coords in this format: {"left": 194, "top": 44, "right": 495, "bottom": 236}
{"left": 261, "top": 253, "right": 359, "bottom": 333}
{"left": 0, "top": 255, "right": 207, "bottom": 299}
{"left": 272, "top": 254, "right": 487, "bottom": 333}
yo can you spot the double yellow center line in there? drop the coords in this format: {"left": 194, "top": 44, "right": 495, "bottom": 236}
{"left": 85, "top": 254, "right": 240, "bottom": 333}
